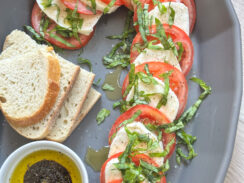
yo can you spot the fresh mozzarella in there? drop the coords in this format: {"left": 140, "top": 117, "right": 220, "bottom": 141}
{"left": 109, "top": 122, "right": 165, "bottom": 166}
{"left": 79, "top": 0, "right": 119, "bottom": 13}
{"left": 149, "top": 2, "right": 189, "bottom": 35}
{"left": 105, "top": 157, "right": 148, "bottom": 183}
{"left": 105, "top": 158, "right": 122, "bottom": 183}
{"left": 36, "top": 0, "right": 102, "bottom": 35}
{"left": 134, "top": 43, "right": 182, "bottom": 71}
{"left": 126, "top": 77, "right": 179, "bottom": 122}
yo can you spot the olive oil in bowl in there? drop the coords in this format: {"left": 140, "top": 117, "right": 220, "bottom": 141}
{"left": 10, "top": 150, "right": 82, "bottom": 183}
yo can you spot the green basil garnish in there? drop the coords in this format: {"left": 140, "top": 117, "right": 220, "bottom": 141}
{"left": 102, "top": 83, "right": 115, "bottom": 91}
{"left": 168, "top": 5, "right": 175, "bottom": 26}
{"left": 96, "top": 108, "right": 111, "bottom": 125}
{"left": 77, "top": 57, "right": 92, "bottom": 71}
{"left": 93, "top": 78, "right": 102, "bottom": 87}
{"left": 104, "top": 0, "right": 116, "bottom": 14}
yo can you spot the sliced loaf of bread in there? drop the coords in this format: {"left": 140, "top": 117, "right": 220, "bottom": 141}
{"left": 46, "top": 67, "right": 97, "bottom": 142}
{"left": 0, "top": 48, "right": 60, "bottom": 127}
{"left": 2, "top": 30, "right": 101, "bottom": 141}
{"left": 55, "top": 88, "right": 101, "bottom": 142}
{"left": 2, "top": 30, "right": 80, "bottom": 139}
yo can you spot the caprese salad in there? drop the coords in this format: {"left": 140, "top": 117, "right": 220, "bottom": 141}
{"left": 27, "top": 0, "right": 211, "bottom": 182}
{"left": 98, "top": 0, "right": 210, "bottom": 182}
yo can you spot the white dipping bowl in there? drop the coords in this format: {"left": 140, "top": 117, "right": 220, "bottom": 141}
{"left": 0, "top": 141, "right": 88, "bottom": 183}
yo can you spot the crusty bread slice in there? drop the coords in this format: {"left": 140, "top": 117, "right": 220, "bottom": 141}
{"left": 46, "top": 69, "right": 96, "bottom": 142}
{"left": 0, "top": 48, "right": 60, "bottom": 127}
{"left": 2, "top": 30, "right": 80, "bottom": 139}
{"left": 2, "top": 30, "right": 101, "bottom": 141}
{"left": 76, "top": 88, "right": 101, "bottom": 127}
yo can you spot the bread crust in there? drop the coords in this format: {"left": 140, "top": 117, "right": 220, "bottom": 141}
{"left": 9, "top": 66, "right": 80, "bottom": 140}
{"left": 46, "top": 71, "right": 95, "bottom": 142}
{"left": 4, "top": 54, "right": 61, "bottom": 127}
{"left": 44, "top": 65, "right": 81, "bottom": 137}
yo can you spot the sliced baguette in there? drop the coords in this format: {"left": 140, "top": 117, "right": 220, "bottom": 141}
{"left": 0, "top": 48, "right": 60, "bottom": 127}
{"left": 61, "top": 88, "right": 101, "bottom": 142}
{"left": 46, "top": 69, "right": 96, "bottom": 142}
{"left": 2, "top": 30, "right": 80, "bottom": 139}
{"left": 3, "top": 30, "right": 101, "bottom": 141}
{"left": 76, "top": 88, "right": 101, "bottom": 127}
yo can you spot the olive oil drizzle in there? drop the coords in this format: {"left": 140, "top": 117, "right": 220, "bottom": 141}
{"left": 85, "top": 146, "right": 109, "bottom": 172}
{"left": 103, "top": 67, "right": 122, "bottom": 101}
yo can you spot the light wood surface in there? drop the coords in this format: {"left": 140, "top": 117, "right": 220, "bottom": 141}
{"left": 225, "top": 0, "right": 244, "bottom": 183}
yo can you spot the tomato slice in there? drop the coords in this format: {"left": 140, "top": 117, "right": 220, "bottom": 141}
{"left": 61, "top": 0, "right": 102, "bottom": 15}
{"left": 31, "top": 3, "right": 94, "bottom": 50}
{"left": 100, "top": 152, "right": 167, "bottom": 183}
{"left": 122, "top": 62, "right": 187, "bottom": 119}
{"left": 122, "top": 62, "right": 188, "bottom": 119}
{"left": 108, "top": 105, "right": 176, "bottom": 161}
{"left": 100, "top": 0, "right": 124, "bottom": 6}
{"left": 130, "top": 25, "right": 194, "bottom": 76}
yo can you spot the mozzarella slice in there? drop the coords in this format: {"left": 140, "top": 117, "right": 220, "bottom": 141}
{"left": 79, "top": 0, "right": 119, "bottom": 13}
{"left": 105, "top": 157, "right": 148, "bottom": 183}
{"left": 105, "top": 158, "right": 122, "bottom": 183}
{"left": 37, "top": 0, "right": 102, "bottom": 35}
{"left": 126, "top": 77, "right": 179, "bottom": 122}
{"left": 149, "top": 2, "right": 190, "bottom": 35}
{"left": 109, "top": 122, "right": 165, "bottom": 166}
{"left": 134, "top": 43, "right": 181, "bottom": 71}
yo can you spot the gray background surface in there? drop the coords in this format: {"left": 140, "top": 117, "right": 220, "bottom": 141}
{"left": 0, "top": 0, "right": 242, "bottom": 182}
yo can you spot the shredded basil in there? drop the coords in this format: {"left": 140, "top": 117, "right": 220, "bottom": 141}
{"left": 144, "top": 77, "right": 211, "bottom": 165}
{"left": 89, "top": 0, "right": 97, "bottom": 14}
{"left": 42, "top": 0, "right": 53, "bottom": 8}
{"left": 93, "top": 78, "right": 102, "bottom": 87}
{"left": 147, "top": 40, "right": 164, "bottom": 50}
{"left": 102, "top": 83, "right": 115, "bottom": 91}
{"left": 136, "top": 2, "right": 150, "bottom": 42}
{"left": 65, "top": 8, "right": 83, "bottom": 43}
{"left": 96, "top": 108, "right": 111, "bottom": 125}
{"left": 77, "top": 57, "right": 92, "bottom": 71}
{"left": 175, "top": 77, "right": 211, "bottom": 164}
{"left": 24, "top": 25, "right": 62, "bottom": 52}
{"left": 168, "top": 5, "right": 175, "bottom": 26}
{"left": 157, "top": 70, "right": 173, "bottom": 108}
{"left": 104, "top": 0, "right": 116, "bottom": 14}
{"left": 158, "top": 3, "right": 167, "bottom": 15}
{"left": 103, "top": 11, "right": 135, "bottom": 69}
{"left": 177, "top": 42, "right": 184, "bottom": 62}
{"left": 118, "top": 110, "right": 142, "bottom": 128}
{"left": 152, "top": 18, "right": 180, "bottom": 58}
{"left": 149, "top": 139, "right": 175, "bottom": 157}
{"left": 40, "top": 15, "right": 50, "bottom": 37}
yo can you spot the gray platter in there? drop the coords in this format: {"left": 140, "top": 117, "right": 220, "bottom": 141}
{"left": 0, "top": 0, "right": 242, "bottom": 182}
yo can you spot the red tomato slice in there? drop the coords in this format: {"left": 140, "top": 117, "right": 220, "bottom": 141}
{"left": 31, "top": 3, "right": 95, "bottom": 50}
{"left": 100, "top": 152, "right": 167, "bottom": 183}
{"left": 108, "top": 105, "right": 176, "bottom": 161}
{"left": 133, "top": 0, "right": 196, "bottom": 33}
{"left": 130, "top": 25, "right": 194, "bottom": 76}
{"left": 61, "top": 0, "right": 102, "bottom": 15}
{"left": 100, "top": 153, "right": 123, "bottom": 183}
{"left": 100, "top": 0, "right": 124, "bottom": 6}
{"left": 122, "top": 62, "right": 188, "bottom": 119}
